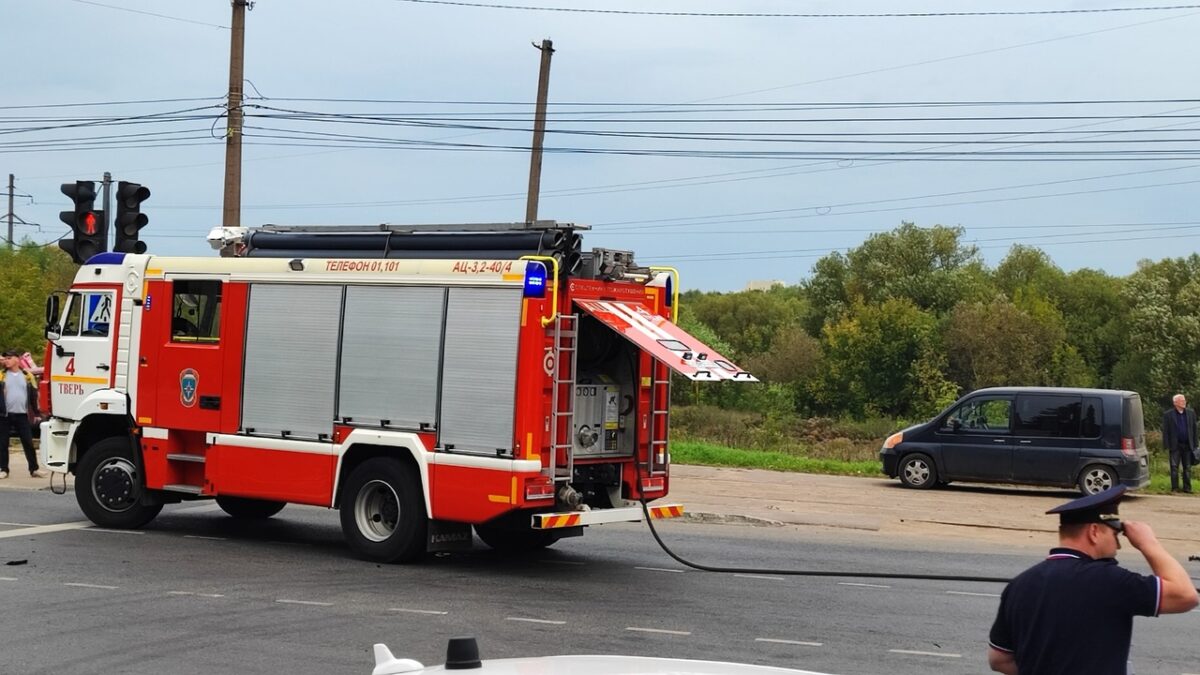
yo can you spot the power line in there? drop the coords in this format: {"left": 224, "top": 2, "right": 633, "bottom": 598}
{"left": 391, "top": 1, "right": 1200, "bottom": 19}
{"left": 66, "top": 0, "right": 229, "bottom": 29}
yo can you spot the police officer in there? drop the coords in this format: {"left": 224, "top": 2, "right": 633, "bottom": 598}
{"left": 987, "top": 486, "right": 1198, "bottom": 674}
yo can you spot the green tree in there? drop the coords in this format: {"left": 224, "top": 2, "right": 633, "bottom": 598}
{"left": 813, "top": 298, "right": 954, "bottom": 417}
{"left": 803, "top": 222, "right": 992, "bottom": 331}
{"left": 685, "top": 286, "right": 807, "bottom": 356}
{"left": 1118, "top": 255, "right": 1200, "bottom": 403}
{"left": 0, "top": 243, "right": 77, "bottom": 356}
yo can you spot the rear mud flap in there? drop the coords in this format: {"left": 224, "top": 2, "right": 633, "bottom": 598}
{"left": 427, "top": 519, "right": 473, "bottom": 553}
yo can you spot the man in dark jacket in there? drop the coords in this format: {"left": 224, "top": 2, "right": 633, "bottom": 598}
{"left": 1161, "top": 393, "right": 1196, "bottom": 493}
{"left": 0, "top": 350, "right": 43, "bottom": 479}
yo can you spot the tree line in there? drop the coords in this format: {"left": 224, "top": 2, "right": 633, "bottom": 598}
{"left": 676, "top": 222, "right": 1198, "bottom": 423}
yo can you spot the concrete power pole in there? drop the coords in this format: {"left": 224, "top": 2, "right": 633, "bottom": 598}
{"left": 6, "top": 174, "right": 13, "bottom": 249}
{"left": 524, "top": 39, "right": 554, "bottom": 224}
{"left": 101, "top": 171, "right": 112, "bottom": 249}
{"left": 222, "top": 0, "right": 251, "bottom": 228}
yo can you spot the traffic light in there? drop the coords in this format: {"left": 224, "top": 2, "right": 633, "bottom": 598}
{"left": 58, "top": 181, "right": 106, "bottom": 264}
{"left": 113, "top": 181, "right": 150, "bottom": 254}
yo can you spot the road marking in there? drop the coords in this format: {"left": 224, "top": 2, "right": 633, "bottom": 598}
{"left": 0, "top": 521, "right": 92, "bottom": 539}
{"left": 837, "top": 582, "right": 890, "bottom": 589}
{"left": 506, "top": 617, "right": 566, "bottom": 625}
{"left": 64, "top": 582, "right": 118, "bottom": 590}
{"left": 0, "top": 577, "right": 17, "bottom": 581}
{"left": 888, "top": 649, "right": 962, "bottom": 658}
{"left": 634, "top": 566, "right": 685, "bottom": 573}
{"left": 276, "top": 599, "right": 333, "bottom": 606}
{"left": 0, "top": 521, "right": 39, "bottom": 526}
{"left": 735, "top": 573, "right": 784, "bottom": 581}
{"left": 389, "top": 608, "right": 448, "bottom": 615}
{"left": 168, "top": 591, "right": 225, "bottom": 598}
{"left": 755, "top": 638, "right": 823, "bottom": 647}
{"left": 946, "top": 590, "right": 1001, "bottom": 598}
{"left": 626, "top": 627, "right": 691, "bottom": 636}
{"left": 183, "top": 535, "right": 227, "bottom": 541}
{"left": 86, "top": 528, "right": 144, "bottom": 535}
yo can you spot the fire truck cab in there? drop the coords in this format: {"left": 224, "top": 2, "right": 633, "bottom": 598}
{"left": 40, "top": 222, "right": 755, "bottom": 562}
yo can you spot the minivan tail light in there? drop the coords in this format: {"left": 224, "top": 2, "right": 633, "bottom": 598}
{"left": 1120, "top": 437, "right": 1136, "bottom": 458}
{"left": 883, "top": 431, "right": 903, "bottom": 450}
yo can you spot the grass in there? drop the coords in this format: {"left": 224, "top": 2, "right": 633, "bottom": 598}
{"left": 671, "top": 440, "right": 880, "bottom": 477}
{"left": 670, "top": 437, "right": 1189, "bottom": 497}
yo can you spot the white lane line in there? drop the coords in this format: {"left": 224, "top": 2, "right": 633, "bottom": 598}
{"left": 506, "top": 617, "right": 566, "bottom": 625}
{"left": 86, "top": 528, "right": 144, "bottom": 535}
{"left": 888, "top": 649, "right": 962, "bottom": 658}
{"left": 837, "top": 582, "right": 890, "bottom": 589}
{"left": 389, "top": 608, "right": 448, "bottom": 615}
{"left": 634, "top": 566, "right": 685, "bottom": 573}
{"left": 735, "top": 573, "right": 784, "bottom": 581}
{"left": 168, "top": 591, "right": 225, "bottom": 598}
{"left": 755, "top": 638, "right": 823, "bottom": 647}
{"left": 276, "top": 599, "right": 333, "bottom": 606}
{"left": 64, "top": 582, "right": 118, "bottom": 590}
{"left": 183, "top": 535, "right": 227, "bottom": 541}
{"left": 946, "top": 590, "right": 1001, "bottom": 598}
{"left": 0, "top": 521, "right": 39, "bottom": 526}
{"left": 0, "top": 521, "right": 92, "bottom": 539}
{"left": 626, "top": 627, "right": 691, "bottom": 636}
{"left": 0, "top": 577, "right": 18, "bottom": 581}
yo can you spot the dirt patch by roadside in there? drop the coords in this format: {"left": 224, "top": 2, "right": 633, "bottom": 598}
{"left": 670, "top": 465, "right": 1200, "bottom": 558}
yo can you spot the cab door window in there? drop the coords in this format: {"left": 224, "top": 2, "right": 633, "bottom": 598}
{"left": 61, "top": 291, "right": 112, "bottom": 337}
{"left": 171, "top": 280, "right": 222, "bottom": 343}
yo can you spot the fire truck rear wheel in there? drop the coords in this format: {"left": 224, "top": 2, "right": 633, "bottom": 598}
{"left": 216, "top": 496, "right": 286, "bottom": 519}
{"left": 75, "top": 436, "right": 163, "bottom": 529}
{"left": 339, "top": 458, "right": 427, "bottom": 563}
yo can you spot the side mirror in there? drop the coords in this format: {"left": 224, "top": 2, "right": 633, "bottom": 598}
{"left": 44, "top": 294, "right": 61, "bottom": 341}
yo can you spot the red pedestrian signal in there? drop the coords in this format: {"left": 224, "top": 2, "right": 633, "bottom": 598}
{"left": 58, "top": 181, "right": 107, "bottom": 263}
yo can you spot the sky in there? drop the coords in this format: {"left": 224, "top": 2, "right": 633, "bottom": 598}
{"left": 5, "top": 0, "right": 1200, "bottom": 291}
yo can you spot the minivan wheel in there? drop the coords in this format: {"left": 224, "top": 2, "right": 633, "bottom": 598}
{"left": 898, "top": 453, "right": 938, "bottom": 489}
{"left": 1078, "top": 464, "right": 1117, "bottom": 496}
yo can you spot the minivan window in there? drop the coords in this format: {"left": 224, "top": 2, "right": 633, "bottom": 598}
{"left": 1014, "top": 395, "right": 1080, "bottom": 438}
{"left": 1080, "top": 396, "right": 1103, "bottom": 438}
{"left": 945, "top": 398, "right": 1011, "bottom": 433}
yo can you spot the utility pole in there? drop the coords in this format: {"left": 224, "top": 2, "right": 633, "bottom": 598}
{"left": 524, "top": 39, "right": 554, "bottom": 224}
{"left": 6, "top": 174, "right": 13, "bottom": 249}
{"left": 222, "top": 0, "right": 251, "bottom": 228}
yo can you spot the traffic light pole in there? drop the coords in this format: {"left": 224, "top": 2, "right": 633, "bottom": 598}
{"left": 222, "top": 0, "right": 250, "bottom": 228}
{"left": 102, "top": 171, "right": 112, "bottom": 249}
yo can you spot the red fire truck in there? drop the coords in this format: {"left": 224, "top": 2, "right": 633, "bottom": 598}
{"left": 39, "top": 222, "right": 755, "bottom": 562}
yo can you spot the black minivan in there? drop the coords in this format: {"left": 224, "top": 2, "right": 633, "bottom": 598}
{"left": 880, "top": 387, "right": 1150, "bottom": 495}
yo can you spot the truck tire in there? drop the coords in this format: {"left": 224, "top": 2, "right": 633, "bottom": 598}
{"left": 1078, "top": 464, "right": 1117, "bottom": 496}
{"left": 339, "top": 458, "right": 427, "bottom": 563}
{"left": 897, "top": 453, "right": 938, "bottom": 490}
{"left": 216, "top": 496, "right": 285, "bottom": 519}
{"left": 474, "top": 512, "right": 561, "bottom": 554}
{"left": 75, "top": 436, "right": 163, "bottom": 529}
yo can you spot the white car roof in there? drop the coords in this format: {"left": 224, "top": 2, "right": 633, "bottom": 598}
{"left": 373, "top": 644, "right": 838, "bottom": 675}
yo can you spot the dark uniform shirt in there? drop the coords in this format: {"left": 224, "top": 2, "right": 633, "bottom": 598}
{"left": 989, "top": 547, "right": 1161, "bottom": 675}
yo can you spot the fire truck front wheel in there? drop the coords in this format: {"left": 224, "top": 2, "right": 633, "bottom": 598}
{"left": 75, "top": 437, "right": 163, "bottom": 529}
{"left": 339, "top": 458, "right": 428, "bottom": 563}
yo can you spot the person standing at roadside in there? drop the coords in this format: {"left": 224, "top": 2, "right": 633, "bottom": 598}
{"left": 1161, "top": 393, "right": 1196, "bottom": 493}
{"left": 987, "top": 486, "right": 1199, "bottom": 674}
{"left": 0, "top": 350, "right": 44, "bottom": 479}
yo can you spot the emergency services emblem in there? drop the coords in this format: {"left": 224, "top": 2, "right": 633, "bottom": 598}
{"left": 180, "top": 368, "right": 199, "bottom": 408}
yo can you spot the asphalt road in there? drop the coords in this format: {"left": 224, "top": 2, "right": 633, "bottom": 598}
{"left": 1, "top": 489, "right": 1198, "bottom": 675}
